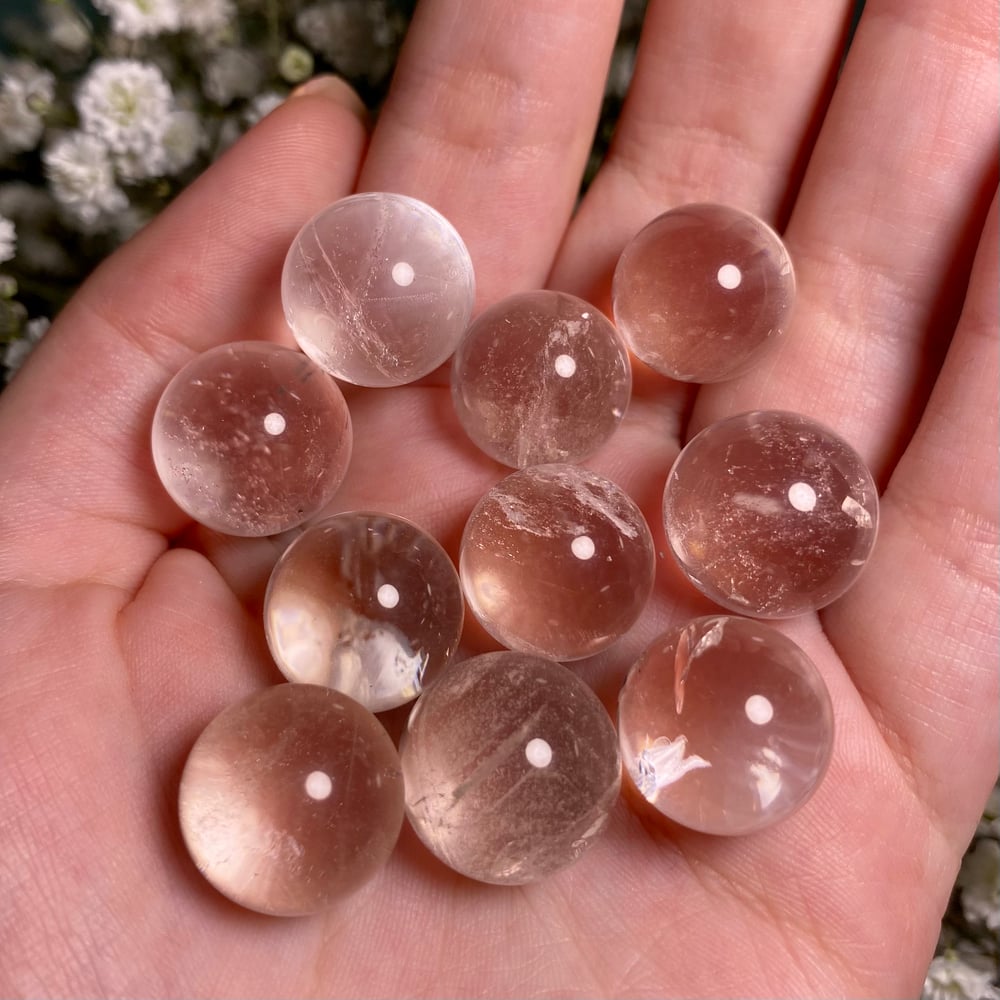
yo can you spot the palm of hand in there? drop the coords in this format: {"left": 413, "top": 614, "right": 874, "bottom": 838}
{"left": 1, "top": 2, "right": 996, "bottom": 996}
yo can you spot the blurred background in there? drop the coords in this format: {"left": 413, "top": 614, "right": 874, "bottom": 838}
{"left": 0, "top": 2, "right": 996, "bottom": 996}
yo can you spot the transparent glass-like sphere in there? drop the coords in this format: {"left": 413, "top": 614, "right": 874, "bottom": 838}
{"left": 618, "top": 616, "right": 834, "bottom": 835}
{"left": 450, "top": 290, "right": 631, "bottom": 467}
{"left": 281, "top": 192, "right": 475, "bottom": 387}
{"left": 402, "top": 651, "right": 621, "bottom": 884}
{"left": 152, "top": 341, "right": 352, "bottom": 536}
{"left": 663, "top": 410, "right": 879, "bottom": 617}
{"left": 264, "top": 512, "right": 464, "bottom": 712}
{"left": 460, "top": 464, "right": 655, "bottom": 661}
{"left": 612, "top": 203, "right": 795, "bottom": 383}
{"left": 179, "top": 684, "right": 404, "bottom": 916}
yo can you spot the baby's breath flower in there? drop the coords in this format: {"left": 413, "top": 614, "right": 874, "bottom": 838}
{"left": 924, "top": 952, "right": 1000, "bottom": 1000}
{"left": 176, "top": 0, "right": 235, "bottom": 35}
{"left": 92, "top": 0, "right": 180, "bottom": 40}
{"left": 43, "top": 131, "right": 129, "bottom": 230}
{"left": 202, "top": 48, "right": 262, "bottom": 106}
{"left": 160, "top": 109, "right": 203, "bottom": 175}
{"left": 0, "top": 60, "right": 57, "bottom": 159}
{"left": 0, "top": 215, "right": 16, "bottom": 263}
{"left": 243, "top": 91, "right": 285, "bottom": 127}
{"left": 295, "top": 1, "right": 400, "bottom": 82}
{"left": 958, "top": 838, "right": 1000, "bottom": 932}
{"left": 278, "top": 44, "right": 314, "bottom": 85}
{"left": 43, "top": 1, "right": 92, "bottom": 55}
{"left": 76, "top": 60, "right": 173, "bottom": 162}
{"left": 114, "top": 205, "right": 153, "bottom": 242}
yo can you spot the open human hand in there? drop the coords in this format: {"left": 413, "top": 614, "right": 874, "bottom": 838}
{"left": 1, "top": 0, "right": 996, "bottom": 996}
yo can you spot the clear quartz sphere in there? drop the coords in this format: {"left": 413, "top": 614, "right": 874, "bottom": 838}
{"left": 281, "top": 192, "right": 475, "bottom": 387}
{"left": 460, "top": 464, "right": 656, "bottom": 661}
{"left": 179, "top": 683, "right": 404, "bottom": 916}
{"left": 264, "top": 512, "right": 464, "bottom": 712}
{"left": 663, "top": 410, "right": 879, "bottom": 617}
{"left": 401, "top": 650, "right": 621, "bottom": 884}
{"left": 618, "top": 616, "right": 834, "bottom": 835}
{"left": 612, "top": 203, "right": 795, "bottom": 383}
{"left": 151, "top": 341, "right": 352, "bottom": 537}
{"left": 450, "top": 290, "right": 631, "bottom": 467}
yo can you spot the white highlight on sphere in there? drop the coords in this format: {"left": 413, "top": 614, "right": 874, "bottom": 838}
{"left": 717, "top": 263, "right": 742, "bottom": 290}
{"left": 391, "top": 261, "right": 415, "bottom": 287}
{"left": 377, "top": 583, "right": 400, "bottom": 609}
{"left": 263, "top": 412, "right": 286, "bottom": 436}
{"left": 304, "top": 770, "right": 333, "bottom": 800}
{"left": 554, "top": 354, "right": 577, "bottom": 378}
{"left": 525, "top": 737, "right": 553, "bottom": 768}
{"left": 571, "top": 535, "right": 596, "bottom": 560}
{"left": 745, "top": 694, "right": 774, "bottom": 726}
{"left": 787, "top": 481, "right": 818, "bottom": 512}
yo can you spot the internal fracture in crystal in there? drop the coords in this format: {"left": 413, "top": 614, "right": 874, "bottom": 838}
{"left": 451, "top": 290, "right": 631, "bottom": 467}
{"left": 401, "top": 651, "right": 621, "bottom": 883}
{"left": 613, "top": 203, "right": 795, "bottom": 383}
{"left": 281, "top": 192, "right": 475, "bottom": 387}
{"left": 618, "top": 616, "right": 834, "bottom": 835}
{"left": 151, "top": 341, "right": 352, "bottom": 536}
{"left": 663, "top": 410, "right": 879, "bottom": 617}
{"left": 265, "top": 512, "right": 464, "bottom": 712}
{"left": 460, "top": 464, "right": 655, "bottom": 660}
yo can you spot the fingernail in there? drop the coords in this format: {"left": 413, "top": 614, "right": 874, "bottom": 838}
{"left": 290, "top": 74, "right": 367, "bottom": 121}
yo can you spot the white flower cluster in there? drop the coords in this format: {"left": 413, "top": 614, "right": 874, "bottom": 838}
{"left": 92, "top": 0, "right": 234, "bottom": 40}
{"left": 0, "top": 60, "right": 56, "bottom": 160}
{"left": 41, "top": 59, "right": 205, "bottom": 231}
{"left": 295, "top": 0, "right": 397, "bottom": 80}
{"left": 924, "top": 950, "right": 1000, "bottom": 1000}
{"left": 175, "top": 0, "right": 236, "bottom": 36}
{"left": 202, "top": 48, "right": 262, "bottom": 106}
{"left": 0, "top": 215, "right": 15, "bottom": 264}
{"left": 93, "top": 0, "right": 179, "bottom": 40}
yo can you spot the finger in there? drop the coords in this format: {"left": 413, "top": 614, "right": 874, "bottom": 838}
{"left": 550, "top": 0, "right": 855, "bottom": 310}
{"left": 0, "top": 79, "right": 368, "bottom": 590}
{"left": 693, "top": 0, "right": 998, "bottom": 479}
{"left": 357, "top": 0, "right": 624, "bottom": 307}
{"left": 823, "top": 190, "right": 999, "bottom": 849}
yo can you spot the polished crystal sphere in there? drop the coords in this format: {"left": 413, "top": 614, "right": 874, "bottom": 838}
{"left": 450, "top": 290, "right": 631, "bottom": 467}
{"left": 402, "top": 651, "right": 621, "bottom": 884}
{"left": 151, "top": 341, "right": 352, "bottom": 536}
{"left": 618, "top": 616, "right": 834, "bottom": 835}
{"left": 281, "top": 192, "right": 475, "bottom": 386}
{"left": 179, "top": 684, "right": 404, "bottom": 915}
{"left": 663, "top": 410, "right": 879, "bottom": 617}
{"left": 612, "top": 203, "right": 795, "bottom": 383}
{"left": 264, "top": 512, "right": 464, "bottom": 712}
{"left": 460, "top": 464, "right": 655, "bottom": 660}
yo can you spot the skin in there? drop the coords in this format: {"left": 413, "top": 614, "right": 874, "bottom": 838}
{"left": 0, "top": 0, "right": 996, "bottom": 995}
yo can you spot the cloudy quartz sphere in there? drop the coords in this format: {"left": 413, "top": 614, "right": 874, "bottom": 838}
{"left": 151, "top": 341, "right": 352, "bottom": 536}
{"left": 613, "top": 203, "right": 795, "bottom": 383}
{"left": 663, "top": 410, "right": 879, "bottom": 617}
{"left": 402, "top": 651, "right": 621, "bottom": 884}
{"left": 179, "top": 684, "right": 404, "bottom": 916}
{"left": 460, "top": 464, "right": 655, "bottom": 661}
{"left": 265, "top": 512, "right": 464, "bottom": 712}
{"left": 451, "top": 290, "right": 631, "bottom": 467}
{"left": 281, "top": 192, "right": 475, "bottom": 386}
{"left": 618, "top": 616, "right": 834, "bottom": 835}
